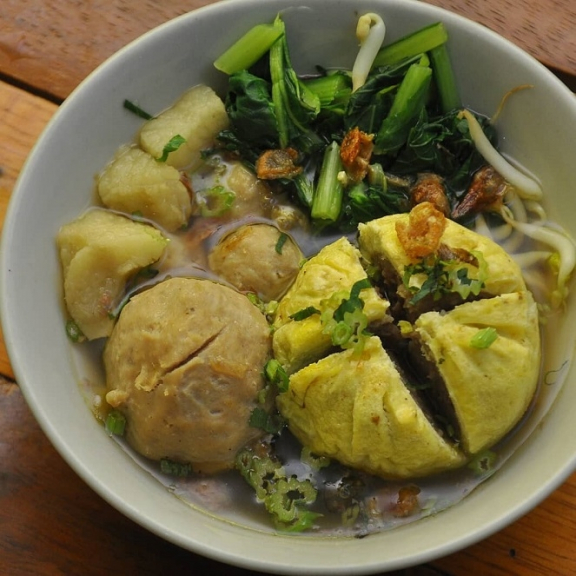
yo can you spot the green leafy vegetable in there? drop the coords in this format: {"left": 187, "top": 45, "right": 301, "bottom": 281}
{"left": 403, "top": 251, "right": 488, "bottom": 304}
{"left": 311, "top": 141, "right": 344, "bottom": 223}
{"left": 249, "top": 406, "right": 284, "bottom": 434}
{"left": 214, "top": 19, "right": 285, "bottom": 74}
{"left": 372, "top": 21, "right": 449, "bottom": 67}
{"left": 155, "top": 134, "right": 187, "bottom": 162}
{"left": 470, "top": 327, "right": 498, "bottom": 349}
{"left": 374, "top": 61, "right": 433, "bottom": 155}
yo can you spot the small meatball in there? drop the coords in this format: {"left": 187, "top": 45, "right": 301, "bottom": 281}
{"left": 104, "top": 277, "right": 272, "bottom": 474}
{"left": 208, "top": 224, "right": 303, "bottom": 302}
{"left": 410, "top": 173, "right": 451, "bottom": 216}
{"left": 226, "top": 163, "right": 273, "bottom": 218}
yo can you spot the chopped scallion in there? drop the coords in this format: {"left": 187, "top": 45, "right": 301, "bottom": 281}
{"left": 105, "top": 410, "right": 126, "bottom": 436}
{"left": 289, "top": 306, "right": 320, "bottom": 321}
{"left": 65, "top": 319, "right": 85, "bottom": 343}
{"left": 470, "top": 327, "right": 498, "bottom": 349}
{"left": 275, "top": 232, "right": 288, "bottom": 254}
{"left": 123, "top": 99, "right": 154, "bottom": 120}
{"left": 197, "top": 186, "right": 235, "bottom": 217}
{"left": 156, "top": 134, "right": 187, "bottom": 163}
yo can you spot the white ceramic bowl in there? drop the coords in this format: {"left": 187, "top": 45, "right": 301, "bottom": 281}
{"left": 2, "top": 0, "right": 576, "bottom": 573}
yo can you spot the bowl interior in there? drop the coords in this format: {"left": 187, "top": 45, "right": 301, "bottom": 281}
{"left": 2, "top": 0, "right": 576, "bottom": 573}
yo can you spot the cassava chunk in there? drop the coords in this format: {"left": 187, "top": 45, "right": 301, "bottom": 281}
{"left": 139, "top": 84, "right": 229, "bottom": 170}
{"left": 97, "top": 145, "right": 192, "bottom": 231}
{"left": 56, "top": 209, "right": 168, "bottom": 339}
{"left": 276, "top": 336, "right": 465, "bottom": 479}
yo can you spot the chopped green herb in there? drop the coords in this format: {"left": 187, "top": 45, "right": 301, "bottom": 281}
{"left": 289, "top": 306, "right": 320, "bottom": 321}
{"left": 65, "top": 319, "right": 85, "bottom": 343}
{"left": 318, "top": 278, "right": 372, "bottom": 354}
{"left": 467, "top": 450, "right": 498, "bottom": 477}
{"left": 197, "top": 185, "right": 235, "bottom": 217}
{"left": 123, "top": 99, "right": 154, "bottom": 120}
{"left": 470, "top": 327, "right": 498, "bottom": 349}
{"left": 236, "top": 446, "right": 321, "bottom": 532}
{"left": 160, "top": 458, "right": 192, "bottom": 478}
{"left": 275, "top": 232, "right": 289, "bottom": 254}
{"left": 156, "top": 134, "right": 186, "bottom": 162}
{"left": 403, "top": 251, "right": 488, "bottom": 304}
{"left": 249, "top": 406, "right": 284, "bottom": 434}
{"left": 105, "top": 410, "right": 126, "bottom": 436}
{"left": 263, "top": 358, "right": 289, "bottom": 393}
{"left": 301, "top": 446, "right": 331, "bottom": 471}
{"left": 247, "top": 293, "right": 278, "bottom": 320}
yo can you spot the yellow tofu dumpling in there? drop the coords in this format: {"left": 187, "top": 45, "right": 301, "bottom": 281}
{"left": 272, "top": 237, "right": 390, "bottom": 374}
{"left": 412, "top": 291, "right": 541, "bottom": 454}
{"left": 277, "top": 336, "right": 465, "bottom": 479}
{"left": 358, "top": 212, "right": 527, "bottom": 307}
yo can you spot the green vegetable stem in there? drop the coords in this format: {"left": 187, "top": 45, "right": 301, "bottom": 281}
{"left": 311, "top": 141, "right": 344, "bottom": 223}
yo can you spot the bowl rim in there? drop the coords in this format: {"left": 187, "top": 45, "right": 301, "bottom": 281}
{"left": 2, "top": 0, "right": 576, "bottom": 573}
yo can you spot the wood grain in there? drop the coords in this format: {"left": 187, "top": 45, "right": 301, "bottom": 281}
{"left": 0, "top": 0, "right": 574, "bottom": 103}
{"left": 0, "top": 376, "right": 444, "bottom": 576}
{"left": 0, "top": 80, "right": 56, "bottom": 379}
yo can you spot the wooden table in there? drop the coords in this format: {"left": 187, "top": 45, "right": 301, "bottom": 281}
{"left": 1, "top": 1, "right": 575, "bottom": 574}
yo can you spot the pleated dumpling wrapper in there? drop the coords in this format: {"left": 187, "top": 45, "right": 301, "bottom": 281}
{"left": 277, "top": 336, "right": 466, "bottom": 479}
{"left": 413, "top": 291, "right": 541, "bottom": 455}
{"left": 358, "top": 212, "right": 527, "bottom": 299}
{"left": 272, "top": 237, "right": 390, "bottom": 374}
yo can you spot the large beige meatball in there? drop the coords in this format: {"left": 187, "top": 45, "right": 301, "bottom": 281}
{"left": 208, "top": 223, "right": 303, "bottom": 302}
{"left": 104, "top": 277, "right": 272, "bottom": 473}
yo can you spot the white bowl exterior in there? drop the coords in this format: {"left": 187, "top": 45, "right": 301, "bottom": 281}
{"left": 2, "top": 0, "right": 576, "bottom": 573}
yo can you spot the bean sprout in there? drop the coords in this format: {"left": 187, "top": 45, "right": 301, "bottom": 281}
{"left": 351, "top": 13, "right": 386, "bottom": 92}
{"left": 459, "top": 109, "right": 543, "bottom": 201}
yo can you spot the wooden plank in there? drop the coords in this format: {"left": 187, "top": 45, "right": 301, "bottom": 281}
{"left": 1, "top": 374, "right": 576, "bottom": 574}
{"left": 0, "top": 0, "right": 574, "bottom": 102}
{"left": 0, "top": 80, "right": 57, "bottom": 379}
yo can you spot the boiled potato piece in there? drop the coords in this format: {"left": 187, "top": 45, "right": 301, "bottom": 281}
{"left": 139, "top": 85, "right": 229, "bottom": 171}
{"left": 97, "top": 145, "right": 192, "bottom": 232}
{"left": 277, "top": 336, "right": 465, "bottom": 479}
{"left": 413, "top": 291, "right": 541, "bottom": 454}
{"left": 272, "top": 237, "right": 390, "bottom": 374}
{"left": 57, "top": 209, "right": 168, "bottom": 340}
{"left": 358, "top": 213, "right": 527, "bottom": 298}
